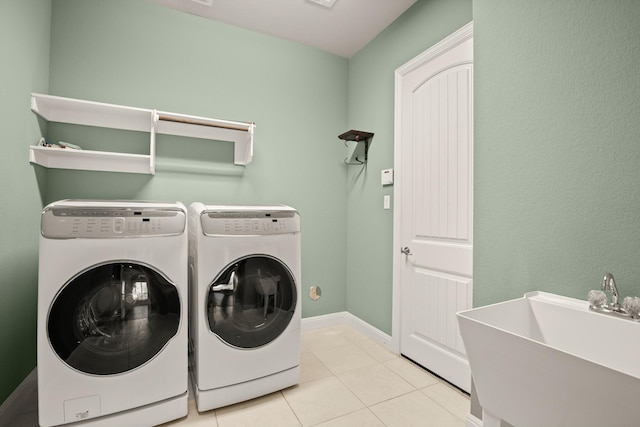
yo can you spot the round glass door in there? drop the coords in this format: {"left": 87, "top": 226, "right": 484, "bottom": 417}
{"left": 207, "top": 256, "right": 297, "bottom": 348}
{"left": 48, "top": 262, "right": 180, "bottom": 375}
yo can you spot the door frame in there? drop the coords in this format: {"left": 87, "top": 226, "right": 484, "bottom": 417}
{"left": 391, "top": 21, "right": 474, "bottom": 354}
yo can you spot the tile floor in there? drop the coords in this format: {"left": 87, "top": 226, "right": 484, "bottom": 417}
{"left": 162, "top": 325, "right": 470, "bottom": 427}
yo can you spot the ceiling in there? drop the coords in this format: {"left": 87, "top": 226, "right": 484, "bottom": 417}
{"left": 147, "top": 0, "right": 417, "bottom": 58}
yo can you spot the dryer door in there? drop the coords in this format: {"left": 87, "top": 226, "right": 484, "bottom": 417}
{"left": 207, "top": 255, "right": 297, "bottom": 348}
{"left": 48, "top": 262, "right": 180, "bottom": 375}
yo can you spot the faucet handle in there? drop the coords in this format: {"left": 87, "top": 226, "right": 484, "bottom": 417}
{"left": 588, "top": 290, "right": 608, "bottom": 308}
{"left": 622, "top": 296, "right": 640, "bottom": 318}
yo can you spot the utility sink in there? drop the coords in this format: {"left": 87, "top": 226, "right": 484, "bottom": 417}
{"left": 457, "top": 292, "right": 640, "bottom": 427}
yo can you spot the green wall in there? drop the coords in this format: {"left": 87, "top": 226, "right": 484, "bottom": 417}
{"left": 14, "top": 0, "right": 638, "bottom": 408}
{"left": 0, "top": 0, "right": 51, "bottom": 405}
{"left": 0, "top": 0, "right": 350, "bottom": 406}
{"left": 0, "top": 0, "right": 476, "bottom": 407}
{"left": 45, "top": 0, "right": 349, "bottom": 321}
{"left": 474, "top": 0, "right": 640, "bottom": 308}
{"left": 344, "top": 0, "right": 640, "bottom": 333}
{"left": 345, "top": 0, "right": 473, "bottom": 334}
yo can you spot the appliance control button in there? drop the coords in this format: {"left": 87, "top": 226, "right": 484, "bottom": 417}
{"left": 113, "top": 217, "right": 125, "bottom": 233}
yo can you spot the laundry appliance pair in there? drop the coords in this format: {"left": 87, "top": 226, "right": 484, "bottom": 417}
{"left": 37, "top": 200, "right": 301, "bottom": 426}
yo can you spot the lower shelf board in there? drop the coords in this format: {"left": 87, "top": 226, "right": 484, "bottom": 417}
{"left": 29, "top": 145, "right": 153, "bottom": 175}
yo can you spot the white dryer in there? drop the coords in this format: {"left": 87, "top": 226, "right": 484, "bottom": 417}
{"left": 37, "top": 200, "right": 188, "bottom": 427}
{"left": 188, "top": 203, "right": 301, "bottom": 411}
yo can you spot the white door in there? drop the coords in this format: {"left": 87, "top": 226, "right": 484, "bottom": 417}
{"left": 393, "top": 23, "right": 473, "bottom": 393}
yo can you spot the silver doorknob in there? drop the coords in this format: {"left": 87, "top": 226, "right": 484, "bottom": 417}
{"left": 401, "top": 246, "right": 412, "bottom": 255}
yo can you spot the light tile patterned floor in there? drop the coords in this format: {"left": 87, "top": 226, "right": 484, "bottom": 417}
{"left": 163, "top": 325, "right": 469, "bottom": 427}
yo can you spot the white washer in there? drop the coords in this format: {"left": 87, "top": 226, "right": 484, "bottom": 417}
{"left": 188, "top": 203, "right": 301, "bottom": 411}
{"left": 37, "top": 200, "right": 188, "bottom": 427}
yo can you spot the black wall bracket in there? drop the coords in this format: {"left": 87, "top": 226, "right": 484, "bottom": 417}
{"left": 338, "top": 130, "right": 374, "bottom": 165}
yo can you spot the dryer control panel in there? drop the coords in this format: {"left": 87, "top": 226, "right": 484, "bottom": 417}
{"left": 41, "top": 207, "right": 186, "bottom": 239}
{"left": 201, "top": 210, "right": 300, "bottom": 236}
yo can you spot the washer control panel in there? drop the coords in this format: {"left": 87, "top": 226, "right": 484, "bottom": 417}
{"left": 201, "top": 210, "right": 300, "bottom": 235}
{"left": 41, "top": 207, "right": 186, "bottom": 239}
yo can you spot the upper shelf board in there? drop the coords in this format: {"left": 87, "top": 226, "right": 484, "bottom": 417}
{"left": 30, "top": 93, "right": 255, "bottom": 166}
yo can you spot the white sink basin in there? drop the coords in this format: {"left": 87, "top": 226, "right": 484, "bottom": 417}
{"left": 457, "top": 291, "right": 640, "bottom": 427}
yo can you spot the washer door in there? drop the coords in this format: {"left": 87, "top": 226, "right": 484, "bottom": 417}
{"left": 207, "top": 256, "right": 297, "bottom": 348}
{"left": 48, "top": 262, "right": 180, "bottom": 375}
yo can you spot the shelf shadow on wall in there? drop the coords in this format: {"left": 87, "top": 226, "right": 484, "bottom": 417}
{"left": 154, "top": 134, "right": 245, "bottom": 177}
{"left": 33, "top": 166, "right": 153, "bottom": 206}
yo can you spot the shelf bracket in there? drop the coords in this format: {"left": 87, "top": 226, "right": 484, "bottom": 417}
{"left": 338, "top": 130, "right": 374, "bottom": 165}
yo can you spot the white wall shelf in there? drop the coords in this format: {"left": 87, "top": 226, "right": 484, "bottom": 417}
{"left": 29, "top": 93, "right": 255, "bottom": 174}
{"left": 29, "top": 146, "right": 153, "bottom": 175}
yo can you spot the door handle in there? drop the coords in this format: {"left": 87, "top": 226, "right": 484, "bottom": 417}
{"left": 400, "top": 246, "right": 412, "bottom": 255}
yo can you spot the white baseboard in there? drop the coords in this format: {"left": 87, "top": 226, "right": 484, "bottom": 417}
{"left": 301, "top": 311, "right": 350, "bottom": 331}
{"left": 301, "top": 312, "right": 395, "bottom": 353}
{"left": 466, "top": 414, "right": 483, "bottom": 427}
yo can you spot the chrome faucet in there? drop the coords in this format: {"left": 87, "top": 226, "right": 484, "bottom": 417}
{"left": 589, "top": 273, "right": 640, "bottom": 320}
{"left": 602, "top": 272, "right": 620, "bottom": 310}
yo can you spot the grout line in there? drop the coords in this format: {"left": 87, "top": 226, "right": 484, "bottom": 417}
{"left": 279, "top": 390, "right": 303, "bottom": 427}
{"left": 302, "top": 326, "right": 431, "bottom": 427}
{"left": 418, "top": 387, "right": 467, "bottom": 423}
